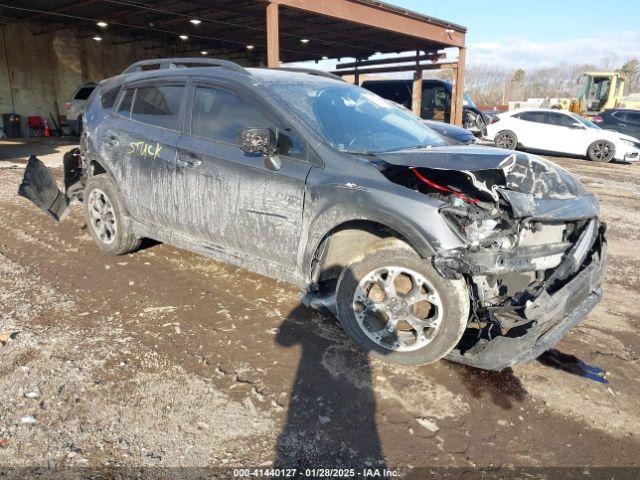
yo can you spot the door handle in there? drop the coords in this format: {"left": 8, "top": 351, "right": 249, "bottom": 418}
{"left": 102, "top": 135, "right": 119, "bottom": 147}
{"left": 179, "top": 152, "right": 201, "bottom": 167}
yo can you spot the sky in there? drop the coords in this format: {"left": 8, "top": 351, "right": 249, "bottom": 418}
{"left": 391, "top": 0, "right": 640, "bottom": 69}
{"left": 293, "top": 1, "right": 640, "bottom": 72}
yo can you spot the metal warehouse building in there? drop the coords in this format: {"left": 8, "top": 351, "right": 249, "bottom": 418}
{"left": 0, "top": 0, "right": 467, "bottom": 136}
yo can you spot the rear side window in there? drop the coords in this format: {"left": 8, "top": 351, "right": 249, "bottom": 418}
{"left": 101, "top": 85, "right": 122, "bottom": 110}
{"left": 515, "top": 111, "right": 547, "bottom": 123}
{"left": 117, "top": 89, "right": 134, "bottom": 116}
{"left": 192, "top": 87, "right": 271, "bottom": 144}
{"left": 131, "top": 85, "right": 185, "bottom": 130}
{"left": 74, "top": 86, "right": 95, "bottom": 100}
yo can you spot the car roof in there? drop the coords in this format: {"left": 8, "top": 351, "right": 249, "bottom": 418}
{"left": 117, "top": 65, "right": 344, "bottom": 88}
{"left": 509, "top": 108, "right": 574, "bottom": 114}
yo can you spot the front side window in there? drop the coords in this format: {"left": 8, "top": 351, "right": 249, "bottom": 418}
{"left": 192, "top": 87, "right": 271, "bottom": 144}
{"left": 131, "top": 85, "right": 184, "bottom": 130}
{"left": 547, "top": 113, "right": 577, "bottom": 128}
{"left": 192, "top": 87, "right": 305, "bottom": 159}
{"left": 572, "top": 114, "right": 600, "bottom": 129}
{"left": 265, "top": 82, "right": 446, "bottom": 154}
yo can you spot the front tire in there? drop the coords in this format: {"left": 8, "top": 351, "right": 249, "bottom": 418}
{"left": 336, "top": 239, "right": 469, "bottom": 365}
{"left": 587, "top": 140, "right": 615, "bottom": 162}
{"left": 494, "top": 130, "right": 518, "bottom": 150}
{"left": 84, "top": 174, "right": 141, "bottom": 255}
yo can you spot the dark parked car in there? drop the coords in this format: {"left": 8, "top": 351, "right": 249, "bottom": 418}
{"left": 19, "top": 58, "right": 606, "bottom": 371}
{"left": 423, "top": 120, "right": 476, "bottom": 145}
{"left": 592, "top": 109, "right": 640, "bottom": 139}
{"left": 362, "top": 79, "right": 490, "bottom": 137}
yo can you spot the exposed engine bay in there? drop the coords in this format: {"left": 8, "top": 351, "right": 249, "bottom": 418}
{"left": 377, "top": 152, "right": 606, "bottom": 370}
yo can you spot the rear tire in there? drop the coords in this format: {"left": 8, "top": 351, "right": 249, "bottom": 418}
{"left": 587, "top": 140, "right": 615, "bottom": 162}
{"left": 336, "top": 238, "right": 469, "bottom": 365}
{"left": 494, "top": 130, "right": 518, "bottom": 150}
{"left": 84, "top": 174, "right": 141, "bottom": 255}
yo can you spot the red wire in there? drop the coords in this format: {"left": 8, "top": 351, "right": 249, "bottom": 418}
{"left": 410, "top": 167, "right": 479, "bottom": 204}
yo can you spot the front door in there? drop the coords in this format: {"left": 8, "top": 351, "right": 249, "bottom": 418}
{"left": 545, "top": 112, "right": 591, "bottom": 155}
{"left": 174, "top": 84, "right": 312, "bottom": 269}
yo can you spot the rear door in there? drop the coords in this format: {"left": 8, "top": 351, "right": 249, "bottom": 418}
{"left": 106, "top": 80, "right": 187, "bottom": 229}
{"left": 175, "top": 82, "right": 312, "bottom": 269}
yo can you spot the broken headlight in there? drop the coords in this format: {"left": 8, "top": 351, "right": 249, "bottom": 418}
{"left": 441, "top": 207, "right": 516, "bottom": 249}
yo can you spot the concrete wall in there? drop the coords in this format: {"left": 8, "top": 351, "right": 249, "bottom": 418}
{"left": 0, "top": 23, "right": 173, "bottom": 136}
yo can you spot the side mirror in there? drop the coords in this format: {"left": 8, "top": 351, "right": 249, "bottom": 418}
{"left": 570, "top": 122, "right": 585, "bottom": 129}
{"left": 238, "top": 127, "right": 277, "bottom": 157}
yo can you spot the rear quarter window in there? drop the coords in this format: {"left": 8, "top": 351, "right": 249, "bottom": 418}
{"left": 74, "top": 86, "right": 95, "bottom": 100}
{"left": 100, "top": 85, "right": 122, "bottom": 110}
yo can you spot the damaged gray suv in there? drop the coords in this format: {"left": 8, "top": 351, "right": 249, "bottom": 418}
{"left": 19, "top": 58, "right": 607, "bottom": 370}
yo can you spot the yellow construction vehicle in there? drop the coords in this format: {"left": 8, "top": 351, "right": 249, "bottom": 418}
{"left": 569, "top": 71, "right": 639, "bottom": 117}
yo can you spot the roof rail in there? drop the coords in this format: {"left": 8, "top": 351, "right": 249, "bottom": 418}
{"left": 276, "top": 67, "right": 345, "bottom": 82}
{"left": 122, "top": 58, "right": 247, "bottom": 75}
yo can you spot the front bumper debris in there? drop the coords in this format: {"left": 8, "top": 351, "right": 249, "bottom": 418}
{"left": 446, "top": 224, "right": 607, "bottom": 371}
{"left": 17, "top": 150, "right": 84, "bottom": 222}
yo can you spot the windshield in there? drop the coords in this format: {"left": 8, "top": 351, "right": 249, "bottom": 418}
{"left": 572, "top": 114, "right": 600, "bottom": 129}
{"left": 266, "top": 82, "right": 447, "bottom": 154}
{"left": 463, "top": 93, "right": 476, "bottom": 108}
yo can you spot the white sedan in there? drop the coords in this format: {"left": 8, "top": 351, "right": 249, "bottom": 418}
{"left": 486, "top": 108, "right": 640, "bottom": 163}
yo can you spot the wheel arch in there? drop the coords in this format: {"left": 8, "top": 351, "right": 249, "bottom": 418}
{"left": 305, "top": 217, "right": 431, "bottom": 288}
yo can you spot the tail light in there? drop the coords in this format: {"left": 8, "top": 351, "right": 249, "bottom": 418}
{"left": 64, "top": 102, "right": 72, "bottom": 110}
{"left": 592, "top": 115, "right": 603, "bottom": 123}
{"left": 489, "top": 116, "right": 500, "bottom": 124}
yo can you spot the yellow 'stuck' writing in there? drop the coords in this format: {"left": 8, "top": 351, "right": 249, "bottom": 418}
{"left": 128, "top": 141, "right": 162, "bottom": 159}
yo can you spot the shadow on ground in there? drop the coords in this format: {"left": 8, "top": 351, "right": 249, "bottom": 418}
{"left": 273, "top": 305, "right": 387, "bottom": 469}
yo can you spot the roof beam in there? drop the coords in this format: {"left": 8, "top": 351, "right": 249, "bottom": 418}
{"left": 16, "top": 0, "right": 98, "bottom": 22}
{"left": 336, "top": 52, "right": 445, "bottom": 69}
{"left": 334, "top": 61, "right": 459, "bottom": 76}
{"left": 267, "top": 0, "right": 465, "bottom": 48}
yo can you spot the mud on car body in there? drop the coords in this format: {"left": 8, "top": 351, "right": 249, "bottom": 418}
{"left": 19, "top": 58, "right": 606, "bottom": 371}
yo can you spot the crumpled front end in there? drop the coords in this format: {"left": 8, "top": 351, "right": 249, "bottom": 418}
{"left": 378, "top": 150, "right": 607, "bottom": 370}
{"left": 440, "top": 219, "right": 606, "bottom": 371}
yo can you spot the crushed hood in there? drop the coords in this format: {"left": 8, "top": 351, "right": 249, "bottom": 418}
{"left": 375, "top": 146, "right": 598, "bottom": 220}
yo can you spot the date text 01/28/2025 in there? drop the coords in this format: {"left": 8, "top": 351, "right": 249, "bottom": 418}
{"left": 232, "top": 468, "right": 399, "bottom": 477}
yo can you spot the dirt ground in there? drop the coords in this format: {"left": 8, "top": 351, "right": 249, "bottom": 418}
{"left": 1, "top": 138, "right": 639, "bottom": 476}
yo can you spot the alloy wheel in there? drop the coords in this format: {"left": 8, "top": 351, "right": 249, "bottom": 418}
{"left": 352, "top": 266, "right": 444, "bottom": 352}
{"left": 88, "top": 188, "right": 117, "bottom": 245}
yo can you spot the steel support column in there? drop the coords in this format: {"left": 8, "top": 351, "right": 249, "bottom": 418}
{"left": 411, "top": 51, "right": 423, "bottom": 116}
{"left": 266, "top": 2, "right": 280, "bottom": 68}
{"left": 453, "top": 47, "right": 466, "bottom": 126}
{"left": 450, "top": 66, "right": 458, "bottom": 124}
